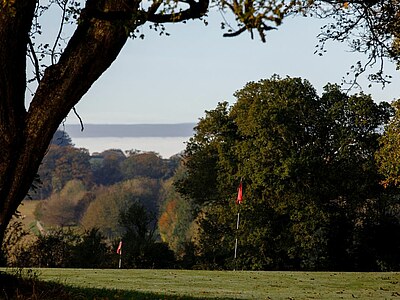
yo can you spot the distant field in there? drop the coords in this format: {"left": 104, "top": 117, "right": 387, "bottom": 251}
{"left": 5, "top": 268, "right": 400, "bottom": 299}
{"left": 17, "top": 200, "right": 40, "bottom": 231}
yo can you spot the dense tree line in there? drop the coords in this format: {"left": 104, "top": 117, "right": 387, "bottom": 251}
{"left": 32, "top": 136, "right": 178, "bottom": 200}
{"left": 3, "top": 77, "right": 400, "bottom": 271}
{"left": 177, "top": 76, "right": 400, "bottom": 271}
{"left": 1, "top": 132, "right": 185, "bottom": 267}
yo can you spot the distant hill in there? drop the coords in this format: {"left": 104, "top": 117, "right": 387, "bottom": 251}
{"left": 64, "top": 123, "right": 196, "bottom": 138}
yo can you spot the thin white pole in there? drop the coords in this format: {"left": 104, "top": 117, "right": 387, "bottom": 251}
{"left": 234, "top": 238, "right": 238, "bottom": 259}
{"left": 234, "top": 211, "right": 240, "bottom": 267}
{"left": 118, "top": 251, "right": 122, "bottom": 269}
{"left": 234, "top": 179, "right": 243, "bottom": 270}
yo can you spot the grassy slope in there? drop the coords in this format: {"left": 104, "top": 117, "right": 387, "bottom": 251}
{"left": 17, "top": 200, "right": 39, "bottom": 231}
{"left": 10, "top": 268, "right": 399, "bottom": 299}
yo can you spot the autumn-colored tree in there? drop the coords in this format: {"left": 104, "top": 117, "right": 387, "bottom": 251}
{"left": 159, "top": 178, "right": 195, "bottom": 257}
{"left": 121, "top": 151, "right": 167, "bottom": 180}
{"left": 376, "top": 100, "right": 400, "bottom": 187}
{"left": 35, "top": 179, "right": 89, "bottom": 227}
{"left": 81, "top": 178, "right": 161, "bottom": 238}
{"left": 33, "top": 145, "right": 92, "bottom": 200}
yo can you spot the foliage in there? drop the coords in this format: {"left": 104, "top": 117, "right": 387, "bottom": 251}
{"left": 0, "top": 215, "right": 29, "bottom": 267}
{"left": 51, "top": 130, "right": 74, "bottom": 147}
{"left": 178, "top": 76, "right": 398, "bottom": 271}
{"left": 35, "top": 179, "right": 90, "bottom": 227}
{"left": 5, "top": 227, "right": 115, "bottom": 269}
{"left": 33, "top": 145, "right": 93, "bottom": 200}
{"left": 376, "top": 100, "right": 400, "bottom": 187}
{"left": 121, "top": 151, "right": 168, "bottom": 180}
{"left": 119, "top": 201, "right": 176, "bottom": 269}
{"left": 81, "top": 178, "right": 161, "bottom": 239}
{"left": 91, "top": 149, "right": 126, "bottom": 186}
{"left": 20, "top": 228, "right": 80, "bottom": 268}
{"left": 1, "top": 0, "right": 399, "bottom": 270}
{"left": 158, "top": 177, "right": 196, "bottom": 259}
{"left": 70, "top": 228, "right": 112, "bottom": 268}
{"left": 301, "top": 1, "right": 400, "bottom": 85}
{"left": 0, "top": 0, "right": 398, "bottom": 254}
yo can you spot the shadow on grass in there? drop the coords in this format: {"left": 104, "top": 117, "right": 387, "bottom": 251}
{"left": 0, "top": 271, "right": 234, "bottom": 300}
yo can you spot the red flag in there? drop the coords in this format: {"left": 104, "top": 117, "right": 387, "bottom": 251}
{"left": 236, "top": 181, "right": 243, "bottom": 204}
{"left": 116, "top": 241, "right": 122, "bottom": 255}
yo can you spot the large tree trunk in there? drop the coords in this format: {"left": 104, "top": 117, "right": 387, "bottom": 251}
{"left": 0, "top": 0, "right": 135, "bottom": 252}
{"left": 0, "top": 0, "right": 37, "bottom": 247}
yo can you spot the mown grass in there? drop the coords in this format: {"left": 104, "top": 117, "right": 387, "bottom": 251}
{"left": 2, "top": 268, "right": 399, "bottom": 299}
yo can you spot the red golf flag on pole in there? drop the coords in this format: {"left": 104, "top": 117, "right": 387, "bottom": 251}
{"left": 116, "top": 241, "right": 122, "bottom": 255}
{"left": 236, "top": 181, "right": 243, "bottom": 204}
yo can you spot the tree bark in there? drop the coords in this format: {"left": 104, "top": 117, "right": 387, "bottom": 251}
{"left": 0, "top": 0, "right": 37, "bottom": 247}
{"left": 0, "top": 0, "right": 135, "bottom": 248}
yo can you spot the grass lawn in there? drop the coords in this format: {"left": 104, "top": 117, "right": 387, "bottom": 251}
{"left": 4, "top": 268, "right": 399, "bottom": 299}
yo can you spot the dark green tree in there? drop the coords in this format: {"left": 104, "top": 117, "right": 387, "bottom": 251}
{"left": 121, "top": 152, "right": 167, "bottom": 180}
{"left": 51, "top": 130, "right": 73, "bottom": 147}
{"left": 71, "top": 228, "right": 111, "bottom": 268}
{"left": 178, "top": 76, "right": 396, "bottom": 270}
{"left": 26, "top": 228, "right": 79, "bottom": 268}
{"left": 119, "top": 201, "right": 175, "bottom": 268}
{"left": 91, "top": 149, "right": 126, "bottom": 186}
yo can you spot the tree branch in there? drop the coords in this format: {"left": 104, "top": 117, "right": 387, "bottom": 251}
{"left": 28, "top": 37, "right": 41, "bottom": 85}
{"left": 72, "top": 107, "right": 84, "bottom": 132}
{"left": 147, "top": 0, "right": 210, "bottom": 23}
{"left": 51, "top": 0, "right": 68, "bottom": 65}
{"left": 223, "top": 26, "right": 247, "bottom": 37}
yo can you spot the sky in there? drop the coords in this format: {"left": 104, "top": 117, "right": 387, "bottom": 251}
{"left": 42, "top": 9, "right": 400, "bottom": 125}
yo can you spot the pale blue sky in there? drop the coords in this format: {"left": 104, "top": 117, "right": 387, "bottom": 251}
{"left": 54, "top": 11, "right": 400, "bottom": 125}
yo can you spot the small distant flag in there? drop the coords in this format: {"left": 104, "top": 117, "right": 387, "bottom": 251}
{"left": 236, "top": 181, "right": 243, "bottom": 204}
{"left": 116, "top": 241, "right": 122, "bottom": 255}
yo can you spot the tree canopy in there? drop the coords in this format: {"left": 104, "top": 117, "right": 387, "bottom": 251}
{"left": 177, "top": 76, "right": 399, "bottom": 270}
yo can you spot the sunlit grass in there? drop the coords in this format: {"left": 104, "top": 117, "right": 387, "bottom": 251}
{"left": 4, "top": 268, "right": 399, "bottom": 299}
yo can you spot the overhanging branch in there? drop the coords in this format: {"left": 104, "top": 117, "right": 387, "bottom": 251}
{"left": 148, "top": 0, "right": 210, "bottom": 23}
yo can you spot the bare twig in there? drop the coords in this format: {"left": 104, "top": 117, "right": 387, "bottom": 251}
{"left": 72, "top": 107, "right": 84, "bottom": 132}
{"left": 28, "top": 38, "right": 41, "bottom": 84}
{"left": 52, "top": 0, "right": 68, "bottom": 65}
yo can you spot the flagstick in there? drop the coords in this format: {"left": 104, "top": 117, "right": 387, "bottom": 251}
{"left": 234, "top": 179, "right": 243, "bottom": 271}
{"left": 234, "top": 205, "right": 241, "bottom": 271}
{"left": 118, "top": 250, "right": 122, "bottom": 269}
{"left": 234, "top": 212, "right": 240, "bottom": 259}
{"left": 117, "top": 240, "right": 123, "bottom": 269}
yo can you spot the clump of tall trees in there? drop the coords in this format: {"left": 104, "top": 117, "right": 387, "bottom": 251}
{"left": 177, "top": 76, "right": 400, "bottom": 271}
